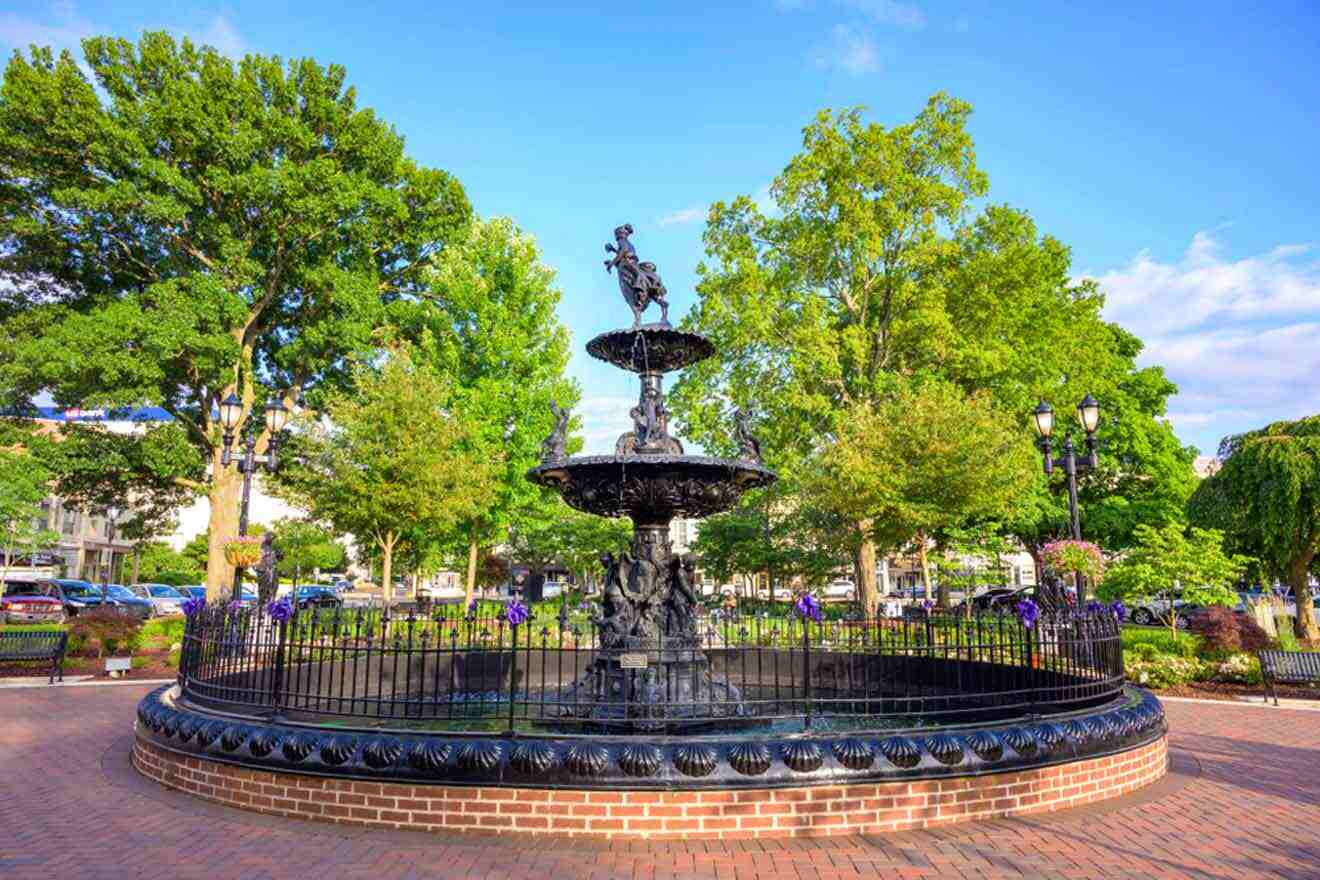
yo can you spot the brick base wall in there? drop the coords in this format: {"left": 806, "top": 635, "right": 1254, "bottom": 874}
{"left": 134, "top": 735, "right": 1167, "bottom": 839}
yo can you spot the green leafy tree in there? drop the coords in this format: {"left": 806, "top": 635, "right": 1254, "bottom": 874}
{"left": 133, "top": 541, "right": 204, "bottom": 586}
{"left": 670, "top": 97, "right": 1193, "bottom": 615}
{"left": 274, "top": 343, "right": 495, "bottom": 603}
{"left": 0, "top": 33, "right": 470, "bottom": 600}
{"left": 0, "top": 447, "right": 57, "bottom": 590}
{"left": 811, "top": 380, "right": 1033, "bottom": 609}
{"left": 1189, "top": 417, "right": 1320, "bottom": 641}
{"left": 1098, "top": 523, "right": 1248, "bottom": 637}
{"left": 408, "top": 217, "right": 578, "bottom": 605}
{"left": 271, "top": 518, "right": 346, "bottom": 584}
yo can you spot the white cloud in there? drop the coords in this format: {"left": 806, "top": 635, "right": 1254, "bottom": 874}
{"left": 844, "top": 0, "right": 925, "bottom": 29}
{"left": 0, "top": 1, "right": 93, "bottom": 57}
{"left": 658, "top": 205, "right": 707, "bottom": 227}
{"left": 0, "top": 4, "right": 245, "bottom": 63}
{"left": 1090, "top": 232, "right": 1320, "bottom": 452}
{"left": 576, "top": 395, "right": 635, "bottom": 455}
{"left": 811, "top": 24, "right": 881, "bottom": 75}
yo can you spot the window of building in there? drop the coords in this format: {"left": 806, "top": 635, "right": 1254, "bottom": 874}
{"left": 62, "top": 509, "right": 78, "bottom": 536}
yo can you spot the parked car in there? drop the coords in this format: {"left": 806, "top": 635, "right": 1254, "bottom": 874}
{"left": 820, "top": 580, "right": 856, "bottom": 602}
{"left": 50, "top": 579, "right": 119, "bottom": 616}
{"left": 293, "top": 586, "right": 343, "bottom": 609}
{"left": 962, "top": 587, "right": 1030, "bottom": 612}
{"left": 0, "top": 578, "right": 65, "bottom": 624}
{"left": 104, "top": 584, "right": 154, "bottom": 620}
{"left": 129, "top": 583, "right": 186, "bottom": 616}
{"left": 1129, "top": 593, "right": 1185, "bottom": 627}
{"left": 541, "top": 580, "right": 566, "bottom": 600}
{"left": 179, "top": 585, "right": 206, "bottom": 601}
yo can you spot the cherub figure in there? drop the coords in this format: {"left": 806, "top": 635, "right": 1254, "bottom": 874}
{"left": 734, "top": 408, "right": 762, "bottom": 464}
{"left": 540, "top": 401, "right": 570, "bottom": 463}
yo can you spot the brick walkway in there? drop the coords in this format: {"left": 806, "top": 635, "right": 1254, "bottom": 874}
{"left": 1, "top": 685, "right": 1317, "bottom": 879}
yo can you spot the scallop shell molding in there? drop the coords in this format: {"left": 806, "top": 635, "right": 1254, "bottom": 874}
{"left": 135, "top": 685, "right": 1166, "bottom": 790}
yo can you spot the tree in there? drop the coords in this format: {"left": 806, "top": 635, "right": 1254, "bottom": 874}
{"left": 811, "top": 380, "right": 1033, "bottom": 608}
{"left": 1098, "top": 523, "right": 1248, "bottom": 637}
{"left": 408, "top": 217, "right": 578, "bottom": 606}
{"left": 133, "top": 541, "right": 204, "bottom": 586}
{"left": 1189, "top": 417, "right": 1320, "bottom": 641}
{"left": 671, "top": 96, "right": 1189, "bottom": 617}
{"left": 271, "top": 518, "right": 345, "bottom": 584}
{"left": 0, "top": 33, "right": 470, "bottom": 601}
{"left": 274, "top": 343, "right": 495, "bottom": 603}
{"left": 0, "top": 447, "right": 57, "bottom": 591}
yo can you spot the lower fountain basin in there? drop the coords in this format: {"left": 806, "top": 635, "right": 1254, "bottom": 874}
{"left": 528, "top": 454, "right": 776, "bottom": 521}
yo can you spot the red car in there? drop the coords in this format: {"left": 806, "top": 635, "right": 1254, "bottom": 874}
{"left": 1, "top": 579, "right": 67, "bottom": 624}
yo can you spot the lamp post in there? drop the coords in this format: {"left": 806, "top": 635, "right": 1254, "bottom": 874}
{"left": 1032, "top": 394, "right": 1101, "bottom": 597}
{"left": 218, "top": 393, "right": 291, "bottom": 602}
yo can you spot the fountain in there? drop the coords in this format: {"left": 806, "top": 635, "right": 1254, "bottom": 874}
{"left": 133, "top": 225, "right": 1166, "bottom": 840}
{"left": 528, "top": 224, "right": 774, "bottom": 728}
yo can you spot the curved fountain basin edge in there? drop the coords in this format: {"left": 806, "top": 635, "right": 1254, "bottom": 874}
{"left": 134, "top": 684, "right": 1166, "bottom": 790}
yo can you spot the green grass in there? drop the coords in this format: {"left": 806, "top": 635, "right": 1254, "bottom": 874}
{"left": 1120, "top": 626, "right": 1201, "bottom": 658}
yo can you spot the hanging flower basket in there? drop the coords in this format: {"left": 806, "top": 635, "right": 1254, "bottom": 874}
{"left": 1041, "top": 540, "right": 1106, "bottom": 583}
{"left": 223, "top": 536, "right": 263, "bottom": 567}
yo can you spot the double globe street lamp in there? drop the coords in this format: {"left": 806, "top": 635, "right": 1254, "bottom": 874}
{"left": 218, "top": 393, "right": 291, "bottom": 602}
{"left": 1032, "top": 394, "right": 1101, "bottom": 595}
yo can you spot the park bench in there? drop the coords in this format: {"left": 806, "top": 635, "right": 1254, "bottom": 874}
{"left": 1258, "top": 649, "right": 1320, "bottom": 705}
{"left": 0, "top": 630, "right": 69, "bottom": 684}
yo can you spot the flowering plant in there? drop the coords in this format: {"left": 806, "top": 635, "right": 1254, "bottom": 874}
{"left": 223, "top": 535, "right": 264, "bottom": 567}
{"left": 181, "top": 596, "right": 206, "bottom": 617}
{"left": 793, "top": 593, "right": 822, "bottom": 622}
{"left": 1041, "top": 540, "right": 1105, "bottom": 582}
{"left": 506, "top": 600, "right": 530, "bottom": 626}
{"left": 1015, "top": 597, "right": 1041, "bottom": 629}
{"left": 266, "top": 596, "right": 294, "bottom": 623}
{"left": 1110, "top": 600, "right": 1127, "bottom": 622}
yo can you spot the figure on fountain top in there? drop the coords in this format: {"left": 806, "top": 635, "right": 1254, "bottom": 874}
{"left": 605, "top": 224, "right": 670, "bottom": 330}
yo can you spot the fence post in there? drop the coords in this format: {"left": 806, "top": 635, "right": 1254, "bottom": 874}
{"left": 270, "top": 617, "right": 288, "bottom": 716}
{"left": 802, "top": 618, "right": 813, "bottom": 731}
{"left": 507, "top": 622, "right": 519, "bottom": 737}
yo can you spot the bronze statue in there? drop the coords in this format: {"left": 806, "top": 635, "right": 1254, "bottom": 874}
{"left": 540, "top": 401, "right": 570, "bottom": 464}
{"left": 734, "top": 409, "right": 762, "bottom": 464}
{"left": 665, "top": 554, "right": 699, "bottom": 640}
{"left": 255, "top": 532, "right": 282, "bottom": 605}
{"left": 605, "top": 224, "right": 670, "bottom": 329}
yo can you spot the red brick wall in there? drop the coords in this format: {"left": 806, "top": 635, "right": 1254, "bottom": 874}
{"left": 134, "top": 735, "right": 1167, "bottom": 839}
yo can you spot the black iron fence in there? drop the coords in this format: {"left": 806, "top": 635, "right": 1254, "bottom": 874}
{"left": 178, "top": 606, "right": 1124, "bottom": 732}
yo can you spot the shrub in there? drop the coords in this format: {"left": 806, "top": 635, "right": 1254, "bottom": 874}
{"left": 1215, "top": 652, "right": 1263, "bottom": 685}
{"left": 1277, "top": 617, "right": 1301, "bottom": 652}
{"left": 1123, "top": 650, "right": 1211, "bottom": 688}
{"left": 67, "top": 609, "right": 143, "bottom": 658}
{"left": 1121, "top": 626, "right": 1199, "bottom": 658}
{"left": 1188, "top": 606, "right": 1274, "bottom": 655}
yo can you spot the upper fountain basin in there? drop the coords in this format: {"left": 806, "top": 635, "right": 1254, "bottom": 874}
{"left": 586, "top": 326, "right": 716, "bottom": 374}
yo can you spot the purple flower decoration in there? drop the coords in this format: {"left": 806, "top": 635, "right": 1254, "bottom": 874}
{"left": 506, "top": 601, "right": 530, "bottom": 626}
{"left": 181, "top": 596, "right": 206, "bottom": 617}
{"left": 1110, "top": 600, "right": 1127, "bottom": 622}
{"left": 226, "top": 600, "right": 244, "bottom": 613}
{"left": 794, "top": 593, "right": 822, "bottom": 622}
{"left": 266, "top": 597, "right": 294, "bottom": 623}
{"left": 921, "top": 599, "right": 933, "bottom": 612}
{"left": 1085, "top": 599, "right": 1103, "bottom": 614}
{"left": 1015, "top": 598, "right": 1041, "bottom": 629}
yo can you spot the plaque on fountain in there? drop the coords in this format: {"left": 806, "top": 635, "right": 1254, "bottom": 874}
{"left": 619, "top": 653, "right": 648, "bottom": 669}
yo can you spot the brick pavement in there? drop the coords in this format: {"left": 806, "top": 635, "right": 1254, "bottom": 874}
{"left": 1, "top": 684, "right": 1317, "bottom": 879}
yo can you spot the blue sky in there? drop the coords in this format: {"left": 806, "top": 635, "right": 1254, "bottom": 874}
{"left": 3, "top": 1, "right": 1318, "bottom": 456}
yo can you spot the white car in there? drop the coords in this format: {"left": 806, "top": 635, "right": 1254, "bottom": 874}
{"left": 131, "top": 583, "right": 187, "bottom": 616}
{"left": 821, "top": 580, "right": 856, "bottom": 602}
{"left": 541, "top": 580, "right": 567, "bottom": 599}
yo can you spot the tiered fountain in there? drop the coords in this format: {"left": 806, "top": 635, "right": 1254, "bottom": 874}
{"left": 529, "top": 224, "right": 775, "bottom": 727}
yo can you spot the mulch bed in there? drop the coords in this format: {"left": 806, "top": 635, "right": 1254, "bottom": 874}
{"left": 0, "top": 650, "right": 177, "bottom": 681}
{"left": 1158, "top": 680, "right": 1320, "bottom": 702}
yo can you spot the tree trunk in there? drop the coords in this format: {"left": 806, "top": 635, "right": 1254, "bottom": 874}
{"left": 1288, "top": 552, "right": 1319, "bottom": 642}
{"left": 854, "top": 519, "right": 879, "bottom": 617}
{"left": 380, "top": 533, "right": 396, "bottom": 608}
{"left": 917, "top": 534, "right": 934, "bottom": 605}
{"left": 204, "top": 458, "right": 242, "bottom": 602}
{"left": 464, "top": 536, "right": 479, "bottom": 608}
{"left": 130, "top": 549, "right": 141, "bottom": 586}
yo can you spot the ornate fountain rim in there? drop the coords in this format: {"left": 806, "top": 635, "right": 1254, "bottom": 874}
{"left": 136, "top": 685, "right": 1165, "bottom": 790}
